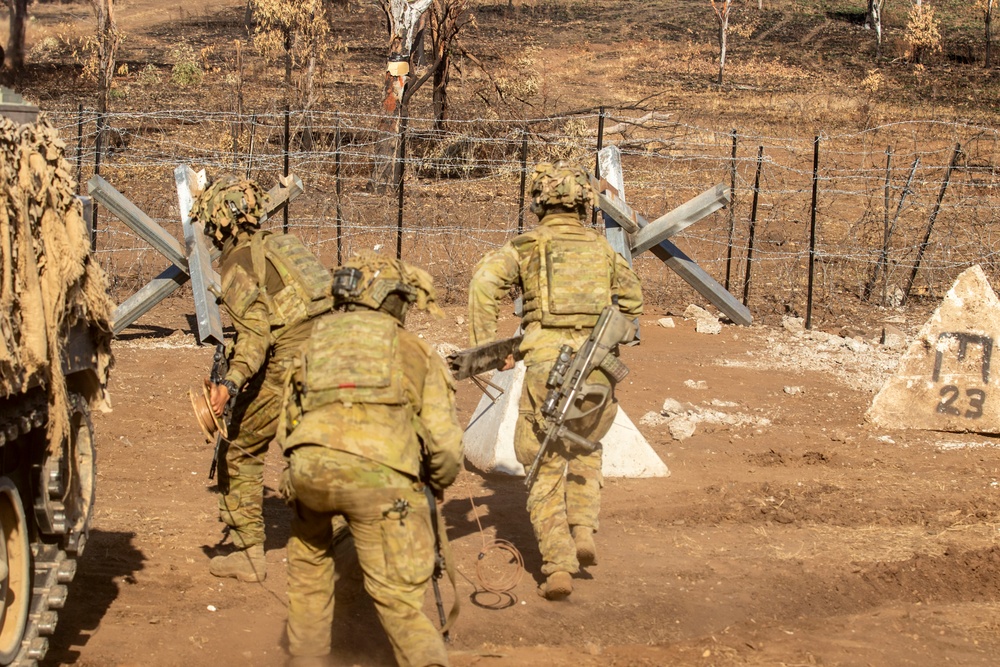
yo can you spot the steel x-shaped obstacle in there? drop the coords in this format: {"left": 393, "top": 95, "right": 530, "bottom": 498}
{"left": 88, "top": 168, "right": 304, "bottom": 344}
{"left": 597, "top": 146, "right": 752, "bottom": 326}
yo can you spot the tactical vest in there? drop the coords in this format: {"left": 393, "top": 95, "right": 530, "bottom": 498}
{"left": 520, "top": 224, "right": 613, "bottom": 328}
{"left": 297, "top": 310, "right": 408, "bottom": 412}
{"left": 251, "top": 232, "right": 333, "bottom": 337}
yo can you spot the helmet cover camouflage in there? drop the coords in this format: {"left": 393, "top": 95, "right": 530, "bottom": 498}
{"left": 333, "top": 250, "right": 443, "bottom": 317}
{"left": 528, "top": 160, "right": 596, "bottom": 216}
{"left": 191, "top": 175, "right": 271, "bottom": 244}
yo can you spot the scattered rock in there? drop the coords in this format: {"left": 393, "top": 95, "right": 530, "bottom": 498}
{"left": 880, "top": 324, "right": 906, "bottom": 350}
{"left": 695, "top": 318, "right": 722, "bottom": 335}
{"left": 661, "top": 398, "right": 686, "bottom": 416}
{"left": 844, "top": 337, "right": 869, "bottom": 353}
{"left": 684, "top": 304, "right": 713, "bottom": 320}
{"left": 782, "top": 315, "right": 805, "bottom": 333}
{"left": 657, "top": 317, "right": 675, "bottom": 328}
{"left": 639, "top": 411, "right": 669, "bottom": 426}
{"left": 668, "top": 416, "right": 697, "bottom": 441}
{"left": 783, "top": 386, "right": 803, "bottom": 395}
{"left": 684, "top": 379, "right": 707, "bottom": 390}
{"left": 455, "top": 316, "right": 465, "bottom": 326}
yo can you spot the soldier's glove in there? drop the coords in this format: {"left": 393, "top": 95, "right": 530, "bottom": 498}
{"left": 278, "top": 465, "right": 297, "bottom": 507}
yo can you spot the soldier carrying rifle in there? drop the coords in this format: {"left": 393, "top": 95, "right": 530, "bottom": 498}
{"left": 467, "top": 161, "right": 643, "bottom": 600}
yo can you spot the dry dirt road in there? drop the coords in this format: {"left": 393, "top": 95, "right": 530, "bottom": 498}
{"left": 37, "top": 296, "right": 1000, "bottom": 667}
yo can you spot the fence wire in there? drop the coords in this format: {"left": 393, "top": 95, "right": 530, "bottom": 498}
{"left": 45, "top": 107, "right": 1000, "bottom": 327}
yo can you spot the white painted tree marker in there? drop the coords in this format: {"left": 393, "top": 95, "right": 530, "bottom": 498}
{"left": 869, "top": 265, "right": 1000, "bottom": 433}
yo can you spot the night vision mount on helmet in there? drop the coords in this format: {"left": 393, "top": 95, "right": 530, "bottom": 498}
{"left": 332, "top": 251, "right": 443, "bottom": 318}
{"left": 191, "top": 176, "right": 271, "bottom": 246}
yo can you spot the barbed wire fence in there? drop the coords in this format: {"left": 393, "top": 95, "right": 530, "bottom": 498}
{"left": 45, "top": 107, "right": 1000, "bottom": 330}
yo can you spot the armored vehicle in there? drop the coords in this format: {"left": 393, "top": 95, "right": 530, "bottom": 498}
{"left": 0, "top": 88, "right": 114, "bottom": 666}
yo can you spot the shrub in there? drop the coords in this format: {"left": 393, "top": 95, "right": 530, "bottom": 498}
{"left": 170, "top": 44, "right": 203, "bottom": 86}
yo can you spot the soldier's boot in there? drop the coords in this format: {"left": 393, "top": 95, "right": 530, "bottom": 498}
{"left": 209, "top": 544, "right": 266, "bottom": 582}
{"left": 538, "top": 571, "right": 573, "bottom": 600}
{"left": 572, "top": 525, "right": 597, "bottom": 566}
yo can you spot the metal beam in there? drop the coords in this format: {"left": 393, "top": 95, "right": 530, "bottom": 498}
{"left": 87, "top": 175, "right": 188, "bottom": 273}
{"left": 649, "top": 240, "right": 752, "bottom": 326}
{"left": 596, "top": 145, "right": 751, "bottom": 326}
{"left": 597, "top": 146, "right": 635, "bottom": 266}
{"left": 111, "top": 265, "right": 188, "bottom": 335}
{"left": 631, "top": 183, "right": 731, "bottom": 256}
{"left": 176, "top": 166, "right": 223, "bottom": 345}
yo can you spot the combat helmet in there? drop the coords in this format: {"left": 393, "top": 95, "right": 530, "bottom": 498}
{"left": 528, "top": 160, "right": 596, "bottom": 217}
{"left": 191, "top": 175, "right": 270, "bottom": 247}
{"left": 332, "top": 250, "right": 443, "bottom": 322}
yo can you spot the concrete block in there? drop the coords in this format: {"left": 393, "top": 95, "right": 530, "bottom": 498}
{"left": 868, "top": 265, "right": 1000, "bottom": 433}
{"left": 461, "top": 362, "right": 670, "bottom": 478}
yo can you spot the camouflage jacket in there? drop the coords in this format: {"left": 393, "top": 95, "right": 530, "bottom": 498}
{"left": 217, "top": 231, "right": 312, "bottom": 390}
{"left": 468, "top": 212, "right": 643, "bottom": 366}
{"left": 280, "top": 309, "right": 463, "bottom": 490}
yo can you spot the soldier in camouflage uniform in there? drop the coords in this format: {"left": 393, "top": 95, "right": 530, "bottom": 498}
{"left": 468, "top": 161, "right": 643, "bottom": 600}
{"left": 278, "top": 250, "right": 462, "bottom": 667}
{"left": 192, "top": 175, "right": 333, "bottom": 583}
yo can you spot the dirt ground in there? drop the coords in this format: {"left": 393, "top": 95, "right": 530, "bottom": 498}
{"left": 33, "top": 293, "right": 1000, "bottom": 667}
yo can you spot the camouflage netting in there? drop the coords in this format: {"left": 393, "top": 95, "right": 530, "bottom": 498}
{"left": 0, "top": 114, "right": 114, "bottom": 447}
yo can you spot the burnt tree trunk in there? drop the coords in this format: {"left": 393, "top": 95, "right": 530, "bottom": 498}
{"left": 6, "top": 0, "right": 28, "bottom": 72}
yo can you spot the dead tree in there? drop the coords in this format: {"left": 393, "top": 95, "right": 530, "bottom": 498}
{"left": 374, "top": 0, "right": 433, "bottom": 189}
{"left": 427, "top": 0, "right": 473, "bottom": 130}
{"left": 92, "top": 0, "right": 122, "bottom": 140}
{"left": 710, "top": 0, "right": 734, "bottom": 86}
{"left": 983, "top": 0, "right": 995, "bottom": 67}
{"left": 865, "top": 0, "right": 887, "bottom": 58}
{"left": 5, "top": 0, "right": 28, "bottom": 72}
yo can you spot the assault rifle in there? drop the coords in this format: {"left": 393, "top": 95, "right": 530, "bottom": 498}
{"left": 446, "top": 334, "right": 523, "bottom": 380}
{"left": 523, "top": 306, "right": 637, "bottom": 489}
{"left": 208, "top": 343, "right": 234, "bottom": 480}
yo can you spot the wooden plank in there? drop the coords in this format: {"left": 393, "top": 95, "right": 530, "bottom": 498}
{"left": 649, "top": 240, "right": 752, "bottom": 326}
{"left": 631, "top": 183, "right": 731, "bottom": 255}
{"left": 112, "top": 265, "right": 188, "bottom": 335}
{"left": 87, "top": 175, "right": 188, "bottom": 272}
{"left": 261, "top": 174, "right": 305, "bottom": 223}
{"left": 176, "top": 166, "right": 224, "bottom": 345}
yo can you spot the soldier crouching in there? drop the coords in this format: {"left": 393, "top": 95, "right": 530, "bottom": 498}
{"left": 191, "top": 175, "right": 334, "bottom": 583}
{"left": 278, "top": 251, "right": 463, "bottom": 666}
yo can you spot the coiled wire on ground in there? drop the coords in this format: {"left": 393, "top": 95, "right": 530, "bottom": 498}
{"left": 463, "top": 491, "right": 523, "bottom": 599}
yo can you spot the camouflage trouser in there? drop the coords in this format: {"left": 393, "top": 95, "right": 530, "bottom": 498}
{"left": 218, "top": 347, "right": 299, "bottom": 549}
{"left": 514, "top": 362, "right": 616, "bottom": 576}
{"left": 286, "top": 446, "right": 448, "bottom": 667}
